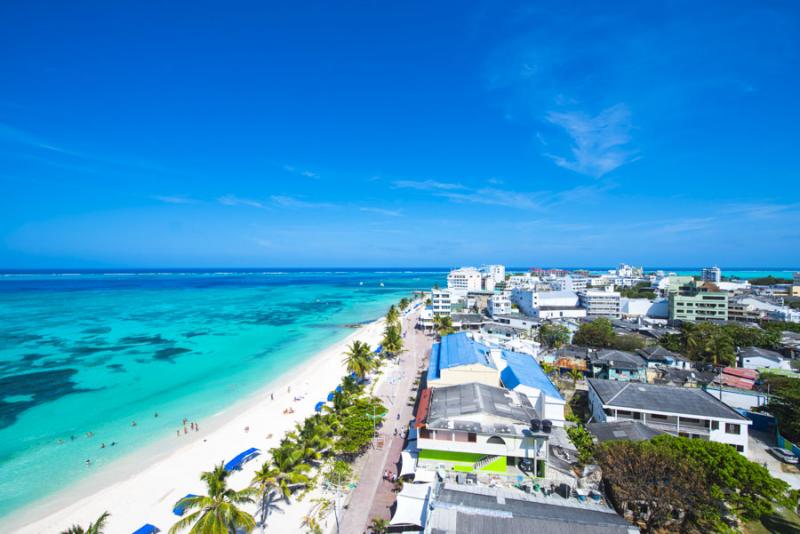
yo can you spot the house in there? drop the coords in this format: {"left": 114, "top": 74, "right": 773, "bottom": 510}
{"left": 652, "top": 368, "right": 712, "bottom": 388}
{"left": 427, "top": 332, "right": 565, "bottom": 424}
{"left": 586, "top": 420, "right": 664, "bottom": 443}
{"left": 589, "top": 350, "right": 647, "bottom": 382}
{"left": 450, "top": 313, "right": 485, "bottom": 331}
{"left": 424, "top": 482, "right": 638, "bottom": 534}
{"left": 587, "top": 378, "right": 751, "bottom": 454}
{"left": 418, "top": 306, "right": 434, "bottom": 330}
{"left": 427, "top": 333, "right": 499, "bottom": 387}
{"left": 487, "top": 294, "right": 511, "bottom": 317}
{"left": 431, "top": 289, "right": 452, "bottom": 316}
{"left": 415, "top": 383, "right": 551, "bottom": 477}
{"left": 637, "top": 346, "right": 691, "bottom": 370}
{"left": 500, "top": 350, "right": 566, "bottom": 425}
{"left": 738, "top": 346, "right": 792, "bottom": 370}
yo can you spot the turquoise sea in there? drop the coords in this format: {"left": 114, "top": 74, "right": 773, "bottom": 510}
{"left": 0, "top": 269, "right": 444, "bottom": 519}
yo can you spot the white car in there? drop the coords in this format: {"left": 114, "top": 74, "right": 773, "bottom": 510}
{"left": 768, "top": 447, "right": 799, "bottom": 464}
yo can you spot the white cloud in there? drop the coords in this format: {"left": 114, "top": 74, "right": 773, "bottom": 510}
{"left": 270, "top": 195, "right": 335, "bottom": 209}
{"left": 360, "top": 207, "right": 401, "bottom": 217}
{"left": 545, "top": 104, "right": 637, "bottom": 177}
{"left": 439, "top": 187, "right": 545, "bottom": 210}
{"left": 153, "top": 195, "right": 198, "bottom": 205}
{"left": 283, "top": 164, "right": 319, "bottom": 179}
{"left": 392, "top": 179, "right": 464, "bottom": 191}
{"left": 218, "top": 194, "right": 265, "bottom": 208}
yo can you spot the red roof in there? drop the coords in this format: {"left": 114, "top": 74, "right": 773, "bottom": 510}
{"left": 415, "top": 388, "right": 432, "bottom": 428}
{"left": 722, "top": 367, "right": 758, "bottom": 380}
{"left": 716, "top": 374, "right": 755, "bottom": 390}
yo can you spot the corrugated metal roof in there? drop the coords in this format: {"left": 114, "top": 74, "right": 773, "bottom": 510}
{"left": 501, "top": 350, "right": 563, "bottom": 400}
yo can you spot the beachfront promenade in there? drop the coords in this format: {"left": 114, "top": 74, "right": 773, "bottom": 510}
{"left": 338, "top": 307, "right": 432, "bottom": 533}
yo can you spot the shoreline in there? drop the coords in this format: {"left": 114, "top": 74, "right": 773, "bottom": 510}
{"left": 7, "top": 316, "right": 388, "bottom": 533}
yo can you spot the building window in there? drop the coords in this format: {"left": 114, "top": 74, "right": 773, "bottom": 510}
{"left": 487, "top": 436, "right": 506, "bottom": 445}
{"left": 437, "top": 430, "right": 454, "bottom": 441}
{"left": 650, "top": 414, "right": 668, "bottom": 420}
{"left": 711, "top": 420, "right": 719, "bottom": 431}
{"left": 419, "top": 428, "right": 432, "bottom": 439}
{"left": 725, "top": 423, "right": 741, "bottom": 435}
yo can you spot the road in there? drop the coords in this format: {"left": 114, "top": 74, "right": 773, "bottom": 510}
{"left": 749, "top": 430, "right": 800, "bottom": 490}
{"left": 336, "top": 306, "right": 432, "bottom": 533}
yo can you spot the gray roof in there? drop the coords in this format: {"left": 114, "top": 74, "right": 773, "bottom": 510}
{"left": 739, "top": 346, "right": 785, "bottom": 362}
{"left": 588, "top": 378, "right": 748, "bottom": 421}
{"left": 451, "top": 313, "right": 486, "bottom": 324}
{"left": 591, "top": 350, "right": 646, "bottom": 370}
{"left": 586, "top": 421, "right": 664, "bottom": 443}
{"left": 429, "top": 486, "right": 635, "bottom": 534}
{"left": 637, "top": 346, "right": 681, "bottom": 362}
{"left": 426, "top": 383, "right": 536, "bottom": 435}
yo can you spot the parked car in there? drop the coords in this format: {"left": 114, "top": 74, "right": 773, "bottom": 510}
{"left": 768, "top": 447, "right": 799, "bottom": 464}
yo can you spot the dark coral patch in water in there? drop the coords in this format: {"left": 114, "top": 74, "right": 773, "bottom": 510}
{"left": 119, "top": 334, "right": 171, "bottom": 345}
{"left": 183, "top": 331, "right": 208, "bottom": 338}
{"left": 82, "top": 326, "right": 112, "bottom": 335}
{"left": 153, "top": 347, "right": 192, "bottom": 361}
{"left": 0, "top": 369, "right": 91, "bottom": 430}
{"left": 106, "top": 363, "right": 126, "bottom": 373}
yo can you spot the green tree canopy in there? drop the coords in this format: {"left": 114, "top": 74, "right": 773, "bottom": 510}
{"left": 538, "top": 323, "right": 571, "bottom": 349}
{"left": 170, "top": 462, "right": 256, "bottom": 534}
{"left": 572, "top": 318, "right": 615, "bottom": 348}
{"left": 760, "top": 372, "right": 800, "bottom": 442}
{"left": 598, "top": 436, "right": 791, "bottom": 532}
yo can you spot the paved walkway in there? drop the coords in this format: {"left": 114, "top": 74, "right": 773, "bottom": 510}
{"left": 337, "top": 307, "right": 432, "bottom": 534}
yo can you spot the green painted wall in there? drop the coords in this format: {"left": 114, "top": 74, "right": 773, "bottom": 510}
{"left": 418, "top": 449, "right": 507, "bottom": 473}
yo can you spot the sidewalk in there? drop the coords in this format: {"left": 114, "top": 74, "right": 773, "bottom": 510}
{"left": 337, "top": 309, "right": 431, "bottom": 533}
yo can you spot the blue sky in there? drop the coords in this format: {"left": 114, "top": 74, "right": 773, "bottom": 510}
{"left": 1, "top": 1, "right": 799, "bottom": 268}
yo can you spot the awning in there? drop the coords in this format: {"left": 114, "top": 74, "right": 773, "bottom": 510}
{"left": 413, "top": 468, "right": 437, "bottom": 484}
{"left": 131, "top": 524, "right": 160, "bottom": 534}
{"left": 314, "top": 401, "right": 325, "bottom": 412}
{"left": 224, "top": 447, "right": 260, "bottom": 471}
{"left": 403, "top": 438, "right": 418, "bottom": 453}
{"left": 407, "top": 423, "right": 417, "bottom": 441}
{"left": 399, "top": 450, "right": 418, "bottom": 477}
{"left": 390, "top": 483, "right": 433, "bottom": 527}
{"left": 172, "top": 493, "right": 198, "bottom": 516}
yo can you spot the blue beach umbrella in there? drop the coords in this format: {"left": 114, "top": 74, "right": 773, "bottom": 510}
{"left": 327, "top": 392, "right": 335, "bottom": 401}
{"left": 315, "top": 401, "right": 325, "bottom": 412}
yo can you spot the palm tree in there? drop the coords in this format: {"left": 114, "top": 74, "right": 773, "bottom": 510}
{"left": 60, "top": 512, "right": 110, "bottom": 534}
{"left": 541, "top": 362, "right": 558, "bottom": 376}
{"left": 370, "top": 517, "right": 390, "bottom": 534}
{"left": 398, "top": 297, "right": 410, "bottom": 310}
{"left": 386, "top": 305, "right": 399, "bottom": 326}
{"left": 251, "top": 464, "right": 284, "bottom": 533}
{"left": 344, "top": 340, "right": 373, "bottom": 379}
{"left": 170, "top": 462, "right": 256, "bottom": 534}
{"left": 569, "top": 368, "right": 583, "bottom": 388}
{"left": 268, "top": 445, "right": 312, "bottom": 502}
{"left": 382, "top": 323, "right": 403, "bottom": 356}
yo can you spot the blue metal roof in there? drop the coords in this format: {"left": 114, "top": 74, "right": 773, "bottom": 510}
{"left": 500, "top": 350, "right": 563, "bottom": 400}
{"left": 427, "top": 333, "right": 497, "bottom": 383}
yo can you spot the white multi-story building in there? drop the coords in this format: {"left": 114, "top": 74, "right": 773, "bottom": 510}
{"left": 487, "top": 294, "right": 511, "bottom": 317}
{"left": 614, "top": 263, "right": 644, "bottom": 278}
{"left": 480, "top": 264, "right": 506, "bottom": 284}
{"left": 550, "top": 275, "right": 589, "bottom": 293}
{"left": 580, "top": 290, "right": 621, "bottom": 319}
{"left": 447, "top": 267, "right": 483, "bottom": 300}
{"left": 510, "top": 289, "right": 586, "bottom": 319}
{"left": 482, "top": 276, "right": 496, "bottom": 292}
{"left": 588, "top": 379, "right": 751, "bottom": 454}
{"left": 431, "top": 289, "right": 452, "bottom": 316}
{"left": 702, "top": 266, "right": 722, "bottom": 283}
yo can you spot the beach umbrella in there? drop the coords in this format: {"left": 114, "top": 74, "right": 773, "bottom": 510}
{"left": 315, "top": 401, "right": 325, "bottom": 412}
{"left": 327, "top": 392, "right": 335, "bottom": 401}
{"left": 335, "top": 385, "right": 343, "bottom": 393}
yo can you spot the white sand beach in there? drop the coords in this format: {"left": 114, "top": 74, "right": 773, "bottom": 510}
{"left": 8, "top": 317, "right": 388, "bottom": 534}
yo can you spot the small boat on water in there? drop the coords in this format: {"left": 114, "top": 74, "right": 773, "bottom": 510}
{"left": 379, "top": 282, "right": 384, "bottom": 287}
{"left": 359, "top": 281, "right": 363, "bottom": 286}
